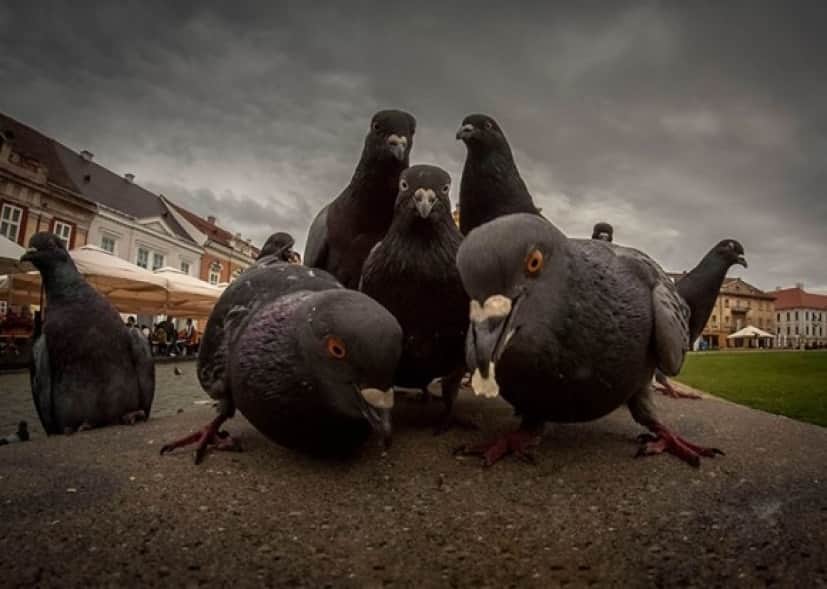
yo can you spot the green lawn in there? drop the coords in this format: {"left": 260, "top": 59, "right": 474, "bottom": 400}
{"left": 676, "top": 350, "right": 827, "bottom": 427}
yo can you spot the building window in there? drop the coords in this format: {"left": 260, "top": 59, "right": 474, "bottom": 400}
{"left": 136, "top": 248, "right": 149, "bottom": 269}
{"left": 53, "top": 220, "right": 73, "bottom": 248}
{"left": 806, "top": 326, "right": 810, "bottom": 336}
{"left": 786, "top": 312, "right": 790, "bottom": 321}
{"left": 101, "top": 236, "right": 116, "bottom": 253}
{"left": 152, "top": 253, "right": 165, "bottom": 271}
{"left": 0, "top": 203, "right": 24, "bottom": 243}
{"left": 711, "top": 314, "right": 716, "bottom": 324}
{"left": 180, "top": 261, "right": 190, "bottom": 275}
{"left": 724, "top": 298, "right": 729, "bottom": 308}
{"left": 795, "top": 326, "right": 799, "bottom": 335}
{"left": 208, "top": 269, "right": 220, "bottom": 284}
{"left": 777, "top": 312, "right": 780, "bottom": 322}
{"left": 805, "top": 311, "right": 809, "bottom": 321}
{"left": 787, "top": 326, "right": 790, "bottom": 335}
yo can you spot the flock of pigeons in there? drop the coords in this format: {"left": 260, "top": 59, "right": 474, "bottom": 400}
{"left": 21, "top": 109, "right": 749, "bottom": 469}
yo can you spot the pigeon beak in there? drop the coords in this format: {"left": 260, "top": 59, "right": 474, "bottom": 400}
{"left": 467, "top": 295, "right": 518, "bottom": 378}
{"left": 386, "top": 134, "right": 408, "bottom": 161}
{"left": 358, "top": 387, "right": 394, "bottom": 447}
{"left": 456, "top": 124, "right": 474, "bottom": 141}
{"left": 414, "top": 188, "right": 436, "bottom": 218}
{"left": 736, "top": 255, "right": 748, "bottom": 268}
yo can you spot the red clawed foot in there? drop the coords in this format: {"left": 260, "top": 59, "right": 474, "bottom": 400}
{"left": 636, "top": 424, "right": 723, "bottom": 467}
{"left": 454, "top": 429, "right": 541, "bottom": 467}
{"left": 160, "top": 415, "right": 240, "bottom": 465}
{"left": 655, "top": 380, "right": 702, "bottom": 400}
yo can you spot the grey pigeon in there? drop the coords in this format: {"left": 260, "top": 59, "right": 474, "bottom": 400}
{"left": 456, "top": 114, "right": 540, "bottom": 236}
{"left": 0, "top": 421, "right": 29, "bottom": 445}
{"left": 360, "top": 165, "right": 469, "bottom": 432}
{"left": 591, "top": 222, "right": 614, "bottom": 242}
{"left": 455, "top": 214, "right": 722, "bottom": 467}
{"left": 22, "top": 232, "right": 154, "bottom": 434}
{"left": 655, "top": 239, "right": 747, "bottom": 399}
{"left": 161, "top": 263, "right": 402, "bottom": 463}
{"left": 257, "top": 232, "right": 300, "bottom": 264}
{"left": 304, "top": 110, "right": 416, "bottom": 288}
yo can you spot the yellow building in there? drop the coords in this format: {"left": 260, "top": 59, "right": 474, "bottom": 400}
{"left": 699, "top": 278, "right": 776, "bottom": 349}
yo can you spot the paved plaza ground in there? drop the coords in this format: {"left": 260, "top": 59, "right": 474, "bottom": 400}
{"left": 1, "top": 361, "right": 826, "bottom": 587}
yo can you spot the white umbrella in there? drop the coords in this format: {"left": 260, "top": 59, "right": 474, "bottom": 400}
{"left": 153, "top": 267, "right": 224, "bottom": 319}
{"left": 727, "top": 325, "right": 774, "bottom": 339}
{"left": 0, "top": 234, "right": 33, "bottom": 275}
{"left": 11, "top": 245, "right": 170, "bottom": 315}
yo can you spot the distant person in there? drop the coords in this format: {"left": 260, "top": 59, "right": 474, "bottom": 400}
{"left": 162, "top": 316, "right": 178, "bottom": 356}
{"left": 592, "top": 222, "right": 614, "bottom": 242}
{"left": 180, "top": 318, "right": 198, "bottom": 355}
{"left": 126, "top": 316, "right": 136, "bottom": 328}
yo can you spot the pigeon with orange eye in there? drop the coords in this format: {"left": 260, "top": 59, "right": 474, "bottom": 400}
{"left": 455, "top": 213, "right": 722, "bottom": 468}
{"left": 161, "top": 262, "right": 402, "bottom": 462}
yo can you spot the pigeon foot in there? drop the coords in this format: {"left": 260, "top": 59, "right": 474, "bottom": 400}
{"left": 160, "top": 415, "right": 240, "bottom": 465}
{"left": 655, "top": 380, "right": 702, "bottom": 400}
{"left": 454, "top": 429, "right": 541, "bottom": 467}
{"left": 121, "top": 410, "right": 147, "bottom": 425}
{"left": 636, "top": 424, "right": 723, "bottom": 467}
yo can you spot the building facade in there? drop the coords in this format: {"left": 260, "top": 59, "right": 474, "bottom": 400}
{"left": 0, "top": 114, "right": 97, "bottom": 251}
{"left": 698, "top": 278, "right": 776, "bottom": 349}
{"left": 166, "top": 201, "right": 258, "bottom": 285}
{"left": 773, "top": 285, "right": 827, "bottom": 349}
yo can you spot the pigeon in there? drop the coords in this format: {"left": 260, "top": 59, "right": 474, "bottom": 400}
{"left": 454, "top": 214, "right": 722, "bottom": 467}
{"left": 257, "top": 232, "right": 300, "bottom": 264}
{"left": 174, "top": 367, "right": 184, "bottom": 376}
{"left": 591, "top": 222, "right": 614, "bottom": 242}
{"left": 304, "top": 110, "right": 416, "bottom": 288}
{"left": 161, "top": 262, "right": 403, "bottom": 462}
{"left": 455, "top": 114, "right": 540, "bottom": 236}
{"left": 22, "top": 232, "right": 155, "bottom": 434}
{"left": 0, "top": 421, "right": 29, "bottom": 445}
{"left": 360, "top": 165, "right": 469, "bottom": 432}
{"left": 655, "top": 239, "right": 747, "bottom": 399}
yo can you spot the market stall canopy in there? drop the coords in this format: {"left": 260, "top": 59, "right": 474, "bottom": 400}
{"left": 0, "top": 235, "right": 34, "bottom": 275}
{"left": 727, "top": 325, "right": 775, "bottom": 339}
{"left": 9, "top": 245, "right": 170, "bottom": 314}
{"left": 153, "top": 267, "right": 224, "bottom": 319}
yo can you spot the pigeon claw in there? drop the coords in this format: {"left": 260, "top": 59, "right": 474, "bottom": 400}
{"left": 160, "top": 415, "right": 240, "bottom": 465}
{"left": 454, "top": 429, "right": 541, "bottom": 467}
{"left": 655, "top": 380, "right": 702, "bottom": 400}
{"left": 636, "top": 424, "right": 723, "bottom": 467}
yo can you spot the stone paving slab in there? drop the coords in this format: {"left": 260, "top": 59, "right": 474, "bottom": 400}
{"left": 1, "top": 367, "right": 826, "bottom": 587}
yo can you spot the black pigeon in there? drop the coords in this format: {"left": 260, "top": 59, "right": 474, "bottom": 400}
{"left": 257, "top": 232, "right": 300, "bottom": 264}
{"left": 360, "top": 165, "right": 469, "bottom": 432}
{"left": 655, "top": 239, "right": 747, "bottom": 399}
{"left": 456, "top": 114, "right": 540, "bottom": 236}
{"left": 161, "top": 263, "right": 402, "bottom": 462}
{"left": 591, "top": 222, "right": 614, "bottom": 242}
{"left": 22, "top": 233, "right": 155, "bottom": 434}
{"left": 304, "top": 110, "right": 416, "bottom": 288}
{"left": 455, "top": 214, "right": 722, "bottom": 467}
{"left": 0, "top": 421, "right": 29, "bottom": 445}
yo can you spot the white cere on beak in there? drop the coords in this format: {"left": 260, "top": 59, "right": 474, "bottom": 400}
{"left": 387, "top": 134, "right": 408, "bottom": 147}
{"left": 361, "top": 387, "right": 394, "bottom": 409}
{"left": 469, "top": 295, "right": 512, "bottom": 323}
{"left": 414, "top": 188, "right": 436, "bottom": 200}
{"left": 471, "top": 364, "right": 500, "bottom": 398}
{"left": 26, "top": 247, "right": 36, "bottom": 253}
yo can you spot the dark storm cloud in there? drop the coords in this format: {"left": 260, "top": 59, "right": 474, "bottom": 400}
{"left": 1, "top": 1, "right": 825, "bottom": 290}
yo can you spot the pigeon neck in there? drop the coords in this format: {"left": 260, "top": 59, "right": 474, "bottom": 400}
{"left": 351, "top": 153, "right": 407, "bottom": 195}
{"left": 39, "top": 261, "right": 87, "bottom": 302}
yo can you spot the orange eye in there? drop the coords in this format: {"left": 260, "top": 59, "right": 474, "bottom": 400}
{"left": 524, "top": 249, "right": 544, "bottom": 275}
{"left": 326, "top": 335, "right": 347, "bottom": 359}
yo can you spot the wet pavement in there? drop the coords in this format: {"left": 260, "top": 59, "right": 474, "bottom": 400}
{"left": 1, "top": 364, "right": 826, "bottom": 587}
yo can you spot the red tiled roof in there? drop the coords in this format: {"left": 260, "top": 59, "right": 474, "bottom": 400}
{"left": 171, "top": 203, "right": 235, "bottom": 247}
{"left": 772, "top": 287, "right": 827, "bottom": 310}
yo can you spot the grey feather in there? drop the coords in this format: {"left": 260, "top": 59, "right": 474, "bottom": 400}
{"left": 30, "top": 335, "right": 56, "bottom": 435}
{"left": 304, "top": 204, "right": 329, "bottom": 269}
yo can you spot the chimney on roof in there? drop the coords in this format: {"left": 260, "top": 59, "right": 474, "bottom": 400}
{"left": 80, "top": 150, "right": 94, "bottom": 162}
{"left": 796, "top": 282, "right": 804, "bottom": 290}
{"left": 124, "top": 173, "right": 135, "bottom": 183}
{"left": 207, "top": 215, "right": 217, "bottom": 225}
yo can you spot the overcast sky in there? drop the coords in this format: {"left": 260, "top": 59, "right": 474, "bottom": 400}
{"left": 2, "top": 1, "right": 825, "bottom": 291}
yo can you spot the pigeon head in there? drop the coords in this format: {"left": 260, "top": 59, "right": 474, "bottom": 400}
{"left": 365, "top": 109, "right": 416, "bottom": 163}
{"left": 711, "top": 239, "right": 747, "bottom": 268}
{"left": 295, "top": 289, "right": 402, "bottom": 443}
{"left": 592, "top": 222, "right": 614, "bottom": 242}
{"left": 258, "top": 232, "right": 297, "bottom": 262}
{"left": 457, "top": 214, "right": 568, "bottom": 381}
{"left": 395, "top": 164, "right": 452, "bottom": 221}
{"left": 456, "top": 113, "right": 509, "bottom": 153}
{"left": 21, "top": 232, "right": 71, "bottom": 270}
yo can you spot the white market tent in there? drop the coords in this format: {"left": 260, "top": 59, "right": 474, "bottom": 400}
{"left": 3, "top": 246, "right": 224, "bottom": 320}
{"left": 727, "top": 325, "right": 775, "bottom": 341}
